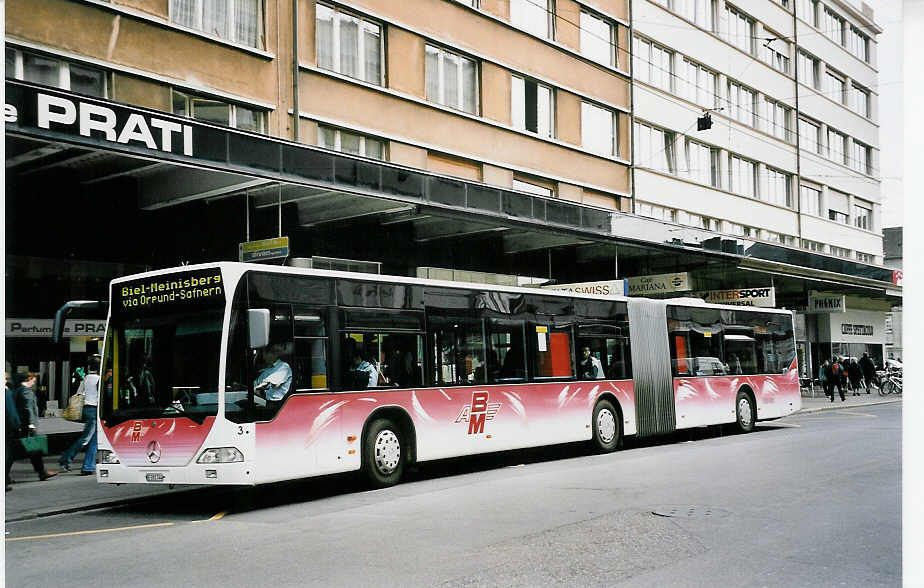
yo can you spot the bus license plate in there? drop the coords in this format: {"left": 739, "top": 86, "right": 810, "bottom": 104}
{"left": 146, "top": 473, "right": 165, "bottom": 483}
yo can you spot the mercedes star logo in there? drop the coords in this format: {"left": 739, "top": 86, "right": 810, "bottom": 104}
{"left": 147, "top": 440, "right": 162, "bottom": 463}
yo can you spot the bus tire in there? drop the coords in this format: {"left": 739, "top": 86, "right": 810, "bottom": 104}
{"left": 735, "top": 390, "right": 755, "bottom": 433}
{"left": 592, "top": 399, "right": 620, "bottom": 453}
{"left": 362, "top": 418, "right": 404, "bottom": 488}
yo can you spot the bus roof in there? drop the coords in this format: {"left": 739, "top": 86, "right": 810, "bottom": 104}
{"left": 110, "top": 261, "right": 794, "bottom": 316}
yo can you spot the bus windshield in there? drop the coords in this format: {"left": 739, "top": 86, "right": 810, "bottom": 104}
{"left": 101, "top": 310, "right": 223, "bottom": 425}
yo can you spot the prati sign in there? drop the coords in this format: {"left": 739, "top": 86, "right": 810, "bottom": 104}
{"left": 7, "top": 319, "right": 106, "bottom": 338}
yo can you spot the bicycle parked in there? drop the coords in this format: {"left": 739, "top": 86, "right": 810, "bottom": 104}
{"left": 878, "top": 368, "right": 902, "bottom": 396}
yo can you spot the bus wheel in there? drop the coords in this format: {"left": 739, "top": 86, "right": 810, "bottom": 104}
{"left": 592, "top": 399, "right": 620, "bottom": 453}
{"left": 735, "top": 390, "right": 755, "bottom": 433}
{"left": 363, "top": 418, "right": 404, "bottom": 488}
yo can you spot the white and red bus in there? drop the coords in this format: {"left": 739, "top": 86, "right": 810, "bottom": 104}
{"left": 95, "top": 262, "right": 800, "bottom": 487}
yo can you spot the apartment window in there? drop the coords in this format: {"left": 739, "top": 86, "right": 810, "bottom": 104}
{"left": 823, "top": 8, "right": 846, "bottom": 45}
{"left": 512, "top": 178, "right": 554, "bottom": 197}
{"left": 801, "top": 239, "right": 825, "bottom": 252}
{"left": 726, "top": 222, "right": 754, "bottom": 238}
{"left": 799, "top": 118, "right": 821, "bottom": 154}
{"left": 170, "top": 0, "right": 262, "bottom": 48}
{"left": 6, "top": 48, "right": 107, "bottom": 98}
{"left": 637, "top": 203, "right": 676, "bottom": 223}
{"left": 856, "top": 252, "right": 875, "bottom": 263}
{"left": 852, "top": 141, "right": 871, "bottom": 174}
{"left": 633, "top": 37, "right": 673, "bottom": 92}
{"left": 763, "top": 35, "right": 791, "bottom": 73}
{"left": 796, "top": 0, "right": 817, "bottom": 26}
{"left": 761, "top": 167, "right": 792, "bottom": 207}
{"left": 318, "top": 125, "right": 385, "bottom": 159}
{"left": 316, "top": 4, "right": 383, "bottom": 85}
{"left": 681, "top": 59, "right": 718, "bottom": 108}
{"left": 828, "top": 209, "right": 848, "bottom": 224}
{"left": 853, "top": 202, "right": 873, "bottom": 230}
{"left": 674, "top": 0, "right": 716, "bottom": 31}
{"left": 827, "top": 189, "right": 849, "bottom": 224}
{"left": 683, "top": 140, "right": 718, "bottom": 187}
{"left": 830, "top": 246, "right": 851, "bottom": 258}
{"left": 727, "top": 80, "right": 756, "bottom": 127}
{"left": 763, "top": 230, "right": 782, "bottom": 243}
{"left": 848, "top": 27, "right": 870, "bottom": 63}
{"left": 172, "top": 89, "right": 266, "bottom": 132}
{"left": 825, "top": 71, "right": 847, "bottom": 105}
{"left": 582, "top": 102, "right": 618, "bottom": 157}
{"left": 580, "top": 11, "right": 616, "bottom": 67}
{"left": 426, "top": 45, "right": 478, "bottom": 114}
{"left": 797, "top": 51, "right": 819, "bottom": 89}
{"left": 827, "top": 129, "right": 847, "bottom": 165}
{"left": 510, "top": 0, "right": 552, "bottom": 39}
{"left": 634, "top": 122, "right": 674, "bottom": 173}
{"left": 724, "top": 5, "right": 755, "bottom": 55}
{"left": 851, "top": 84, "right": 870, "bottom": 118}
{"left": 512, "top": 76, "right": 553, "bottom": 138}
{"left": 762, "top": 97, "right": 791, "bottom": 141}
{"left": 800, "top": 185, "right": 822, "bottom": 217}
{"left": 728, "top": 155, "right": 756, "bottom": 198}
{"left": 455, "top": 0, "right": 479, "bottom": 6}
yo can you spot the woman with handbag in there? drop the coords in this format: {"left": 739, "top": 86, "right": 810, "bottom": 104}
{"left": 6, "top": 371, "right": 56, "bottom": 489}
{"left": 59, "top": 358, "right": 100, "bottom": 475}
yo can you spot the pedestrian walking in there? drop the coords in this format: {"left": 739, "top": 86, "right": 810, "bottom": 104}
{"left": 59, "top": 358, "right": 100, "bottom": 475}
{"left": 847, "top": 359, "right": 863, "bottom": 396}
{"left": 7, "top": 371, "right": 57, "bottom": 488}
{"left": 819, "top": 360, "right": 832, "bottom": 402}
{"left": 831, "top": 358, "right": 846, "bottom": 402}
{"left": 859, "top": 353, "right": 876, "bottom": 393}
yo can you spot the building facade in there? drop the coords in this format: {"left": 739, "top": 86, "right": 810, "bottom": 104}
{"left": 5, "top": 0, "right": 899, "bottom": 403}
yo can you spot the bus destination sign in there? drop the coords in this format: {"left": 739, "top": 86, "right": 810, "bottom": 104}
{"left": 113, "top": 268, "right": 225, "bottom": 316}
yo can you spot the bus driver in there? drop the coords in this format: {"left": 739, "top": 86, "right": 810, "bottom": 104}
{"left": 253, "top": 343, "right": 292, "bottom": 408}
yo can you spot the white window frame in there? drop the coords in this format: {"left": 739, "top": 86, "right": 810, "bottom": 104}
{"left": 796, "top": 0, "right": 817, "bottom": 26}
{"left": 852, "top": 141, "right": 871, "bottom": 174}
{"left": 317, "top": 124, "right": 386, "bottom": 160}
{"left": 827, "top": 128, "right": 847, "bottom": 165}
{"left": 510, "top": 0, "right": 553, "bottom": 39}
{"left": 799, "top": 118, "right": 821, "bottom": 154}
{"left": 797, "top": 51, "right": 819, "bottom": 89}
{"left": 7, "top": 48, "right": 109, "bottom": 98}
{"left": 851, "top": 84, "right": 870, "bottom": 118}
{"left": 169, "top": 0, "right": 263, "bottom": 48}
{"left": 316, "top": 4, "right": 384, "bottom": 86}
{"left": 425, "top": 44, "right": 479, "bottom": 115}
{"left": 724, "top": 5, "right": 755, "bottom": 55}
{"left": 172, "top": 89, "right": 266, "bottom": 133}
{"left": 762, "top": 97, "right": 791, "bottom": 141}
{"left": 511, "top": 75, "right": 554, "bottom": 138}
{"left": 580, "top": 10, "right": 616, "bottom": 68}
{"left": 633, "top": 36, "right": 674, "bottom": 92}
{"left": 830, "top": 246, "right": 851, "bottom": 258}
{"left": 856, "top": 252, "right": 874, "bottom": 263}
{"left": 848, "top": 27, "right": 870, "bottom": 62}
{"left": 825, "top": 70, "right": 847, "bottom": 105}
{"left": 673, "top": 0, "right": 716, "bottom": 31}
{"left": 582, "top": 101, "right": 619, "bottom": 157}
{"left": 682, "top": 58, "right": 718, "bottom": 109}
{"left": 800, "top": 185, "right": 822, "bottom": 217}
{"left": 853, "top": 202, "right": 873, "bottom": 230}
{"left": 633, "top": 121, "right": 674, "bottom": 173}
{"left": 761, "top": 166, "right": 792, "bottom": 207}
{"left": 728, "top": 154, "right": 756, "bottom": 198}
{"left": 763, "top": 34, "right": 791, "bottom": 74}
{"left": 683, "top": 139, "right": 718, "bottom": 187}
{"left": 727, "top": 80, "right": 757, "bottom": 127}
{"left": 823, "top": 8, "right": 846, "bottom": 46}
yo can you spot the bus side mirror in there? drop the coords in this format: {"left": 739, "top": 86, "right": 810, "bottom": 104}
{"left": 248, "top": 309, "right": 271, "bottom": 349}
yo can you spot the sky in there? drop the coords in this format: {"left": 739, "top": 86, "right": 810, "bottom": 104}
{"left": 867, "top": 0, "right": 904, "bottom": 228}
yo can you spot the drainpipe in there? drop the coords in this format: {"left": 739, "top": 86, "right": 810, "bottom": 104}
{"left": 628, "top": 0, "right": 636, "bottom": 216}
{"left": 292, "top": 0, "right": 300, "bottom": 142}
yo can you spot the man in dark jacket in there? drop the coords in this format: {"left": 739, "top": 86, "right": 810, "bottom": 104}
{"left": 7, "top": 372, "right": 57, "bottom": 487}
{"left": 859, "top": 353, "right": 876, "bottom": 393}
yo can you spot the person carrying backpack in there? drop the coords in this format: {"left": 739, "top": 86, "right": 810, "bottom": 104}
{"left": 831, "top": 357, "right": 846, "bottom": 402}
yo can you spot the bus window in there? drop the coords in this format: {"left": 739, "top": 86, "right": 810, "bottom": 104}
{"left": 489, "top": 319, "right": 526, "bottom": 382}
{"left": 667, "top": 306, "right": 724, "bottom": 376}
{"left": 532, "top": 324, "right": 574, "bottom": 379}
{"left": 292, "top": 309, "right": 328, "bottom": 391}
{"left": 577, "top": 323, "right": 632, "bottom": 380}
{"left": 342, "top": 332, "right": 424, "bottom": 390}
{"left": 430, "top": 317, "right": 486, "bottom": 386}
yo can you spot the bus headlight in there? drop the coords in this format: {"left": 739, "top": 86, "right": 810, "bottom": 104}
{"left": 197, "top": 448, "right": 244, "bottom": 464}
{"left": 97, "top": 450, "right": 120, "bottom": 464}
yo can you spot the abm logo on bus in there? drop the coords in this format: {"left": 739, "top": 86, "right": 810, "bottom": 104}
{"left": 455, "top": 391, "right": 501, "bottom": 434}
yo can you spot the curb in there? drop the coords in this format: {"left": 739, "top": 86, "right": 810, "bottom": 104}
{"left": 796, "top": 397, "right": 901, "bottom": 415}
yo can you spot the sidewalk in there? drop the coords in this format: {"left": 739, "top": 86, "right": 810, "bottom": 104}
{"left": 5, "top": 393, "right": 902, "bottom": 523}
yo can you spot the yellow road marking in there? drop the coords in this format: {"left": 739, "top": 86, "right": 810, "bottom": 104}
{"left": 6, "top": 522, "right": 174, "bottom": 542}
{"left": 209, "top": 511, "right": 227, "bottom": 521}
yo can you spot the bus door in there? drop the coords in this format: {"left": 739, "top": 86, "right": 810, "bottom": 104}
{"left": 627, "top": 299, "right": 675, "bottom": 437}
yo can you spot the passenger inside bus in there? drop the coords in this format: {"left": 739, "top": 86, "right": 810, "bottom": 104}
{"left": 348, "top": 351, "right": 378, "bottom": 390}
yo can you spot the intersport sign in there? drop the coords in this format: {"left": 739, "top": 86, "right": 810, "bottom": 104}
{"left": 697, "top": 287, "right": 776, "bottom": 308}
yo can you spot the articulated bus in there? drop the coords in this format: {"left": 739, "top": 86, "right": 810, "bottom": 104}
{"left": 95, "top": 262, "right": 800, "bottom": 488}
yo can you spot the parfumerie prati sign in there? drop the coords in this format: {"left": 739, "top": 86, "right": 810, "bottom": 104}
{"left": 6, "top": 319, "right": 106, "bottom": 338}
{"left": 113, "top": 268, "right": 224, "bottom": 316}
{"left": 5, "top": 80, "right": 194, "bottom": 157}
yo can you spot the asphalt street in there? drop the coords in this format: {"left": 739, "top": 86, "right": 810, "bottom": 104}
{"left": 5, "top": 402, "right": 901, "bottom": 587}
